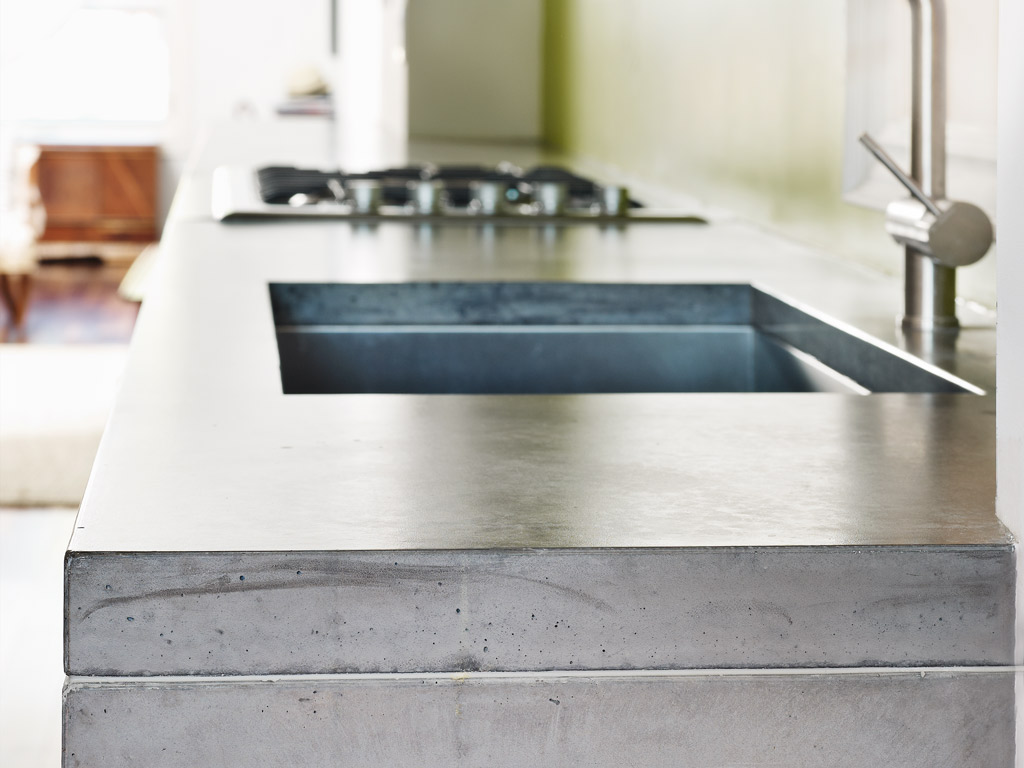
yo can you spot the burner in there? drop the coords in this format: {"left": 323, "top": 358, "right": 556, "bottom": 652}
{"left": 255, "top": 164, "right": 641, "bottom": 214}
{"left": 256, "top": 166, "right": 427, "bottom": 206}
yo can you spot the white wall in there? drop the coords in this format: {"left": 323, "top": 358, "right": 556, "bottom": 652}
{"left": 997, "top": 0, "right": 1024, "bottom": 633}
{"left": 996, "top": 0, "right": 1024, "bottom": 762}
{"left": 160, "top": 0, "right": 543, "bottom": 218}
{"left": 162, "top": 0, "right": 332, "bottom": 219}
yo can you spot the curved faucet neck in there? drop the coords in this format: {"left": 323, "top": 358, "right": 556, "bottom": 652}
{"left": 908, "top": 0, "right": 947, "bottom": 200}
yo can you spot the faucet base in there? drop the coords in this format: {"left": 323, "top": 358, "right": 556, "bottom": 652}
{"left": 902, "top": 249, "right": 959, "bottom": 331}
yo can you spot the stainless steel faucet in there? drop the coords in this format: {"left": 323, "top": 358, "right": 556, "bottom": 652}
{"left": 860, "top": 0, "right": 992, "bottom": 332}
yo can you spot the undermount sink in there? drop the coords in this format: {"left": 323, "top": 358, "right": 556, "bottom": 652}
{"left": 269, "top": 282, "right": 978, "bottom": 396}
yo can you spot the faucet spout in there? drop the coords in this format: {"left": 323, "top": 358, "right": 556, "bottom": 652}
{"left": 859, "top": 1, "right": 990, "bottom": 330}
{"left": 908, "top": 0, "right": 946, "bottom": 200}
{"left": 904, "top": 0, "right": 956, "bottom": 331}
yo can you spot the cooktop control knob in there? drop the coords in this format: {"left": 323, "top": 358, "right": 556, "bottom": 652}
{"left": 410, "top": 179, "right": 445, "bottom": 215}
{"left": 600, "top": 185, "right": 630, "bottom": 217}
{"left": 469, "top": 180, "right": 504, "bottom": 216}
{"left": 536, "top": 182, "right": 568, "bottom": 216}
{"left": 347, "top": 180, "right": 382, "bottom": 215}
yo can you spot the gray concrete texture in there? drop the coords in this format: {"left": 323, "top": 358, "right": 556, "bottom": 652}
{"left": 63, "top": 670, "right": 1014, "bottom": 767}
{"left": 66, "top": 546, "right": 1014, "bottom": 675}
{"left": 67, "top": 215, "right": 1003, "bottom": 556}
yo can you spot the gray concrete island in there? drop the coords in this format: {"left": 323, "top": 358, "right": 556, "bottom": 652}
{"left": 63, "top": 125, "right": 1014, "bottom": 766}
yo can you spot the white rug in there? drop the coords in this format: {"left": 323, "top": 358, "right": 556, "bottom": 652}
{"left": 0, "top": 345, "right": 128, "bottom": 506}
{"left": 0, "top": 507, "right": 77, "bottom": 768}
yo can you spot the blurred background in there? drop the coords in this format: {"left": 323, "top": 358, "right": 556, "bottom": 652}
{"left": 0, "top": 0, "right": 999, "bottom": 765}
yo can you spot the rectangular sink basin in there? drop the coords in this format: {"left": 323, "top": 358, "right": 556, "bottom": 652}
{"left": 269, "top": 283, "right": 978, "bottom": 395}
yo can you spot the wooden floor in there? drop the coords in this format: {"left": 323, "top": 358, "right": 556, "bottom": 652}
{"left": 0, "top": 258, "right": 139, "bottom": 344}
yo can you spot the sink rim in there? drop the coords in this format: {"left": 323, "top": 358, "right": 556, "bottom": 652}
{"left": 269, "top": 281, "right": 984, "bottom": 396}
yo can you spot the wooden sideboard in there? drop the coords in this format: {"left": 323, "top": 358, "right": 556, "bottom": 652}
{"left": 36, "top": 145, "right": 159, "bottom": 249}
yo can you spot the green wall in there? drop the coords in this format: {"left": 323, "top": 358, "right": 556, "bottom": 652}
{"left": 541, "top": 0, "right": 902, "bottom": 286}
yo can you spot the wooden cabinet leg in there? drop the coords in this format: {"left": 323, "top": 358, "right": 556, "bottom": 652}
{"left": 0, "top": 272, "right": 32, "bottom": 328}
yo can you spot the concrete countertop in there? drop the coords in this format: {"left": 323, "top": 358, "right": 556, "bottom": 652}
{"left": 60, "top": 120, "right": 1015, "bottom": 679}
{"left": 60, "top": 125, "right": 1015, "bottom": 768}
{"left": 68, "top": 121, "right": 1005, "bottom": 553}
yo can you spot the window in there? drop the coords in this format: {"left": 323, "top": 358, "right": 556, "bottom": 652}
{"left": 0, "top": 0, "right": 169, "bottom": 124}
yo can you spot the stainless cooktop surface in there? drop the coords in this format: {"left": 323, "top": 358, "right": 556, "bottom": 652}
{"left": 211, "top": 163, "right": 708, "bottom": 223}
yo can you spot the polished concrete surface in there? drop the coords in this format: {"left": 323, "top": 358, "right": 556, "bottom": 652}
{"left": 65, "top": 127, "right": 1008, "bottom": 665}
{"left": 67, "top": 219, "right": 1001, "bottom": 553}
{"left": 64, "top": 670, "right": 1014, "bottom": 767}
{"left": 68, "top": 390, "right": 1003, "bottom": 553}
{"left": 66, "top": 546, "right": 1013, "bottom": 676}
{"left": 61, "top": 124, "right": 1011, "bottom": 765}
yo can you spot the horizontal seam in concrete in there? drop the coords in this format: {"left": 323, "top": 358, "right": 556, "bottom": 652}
{"left": 66, "top": 543, "right": 1018, "bottom": 556}
{"left": 64, "top": 666, "right": 1024, "bottom": 689}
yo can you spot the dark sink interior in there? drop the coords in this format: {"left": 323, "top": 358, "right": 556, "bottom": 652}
{"left": 269, "top": 282, "right": 977, "bottom": 395}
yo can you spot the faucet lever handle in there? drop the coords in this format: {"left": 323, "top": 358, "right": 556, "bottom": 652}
{"left": 860, "top": 132, "right": 992, "bottom": 269}
{"left": 858, "top": 133, "right": 943, "bottom": 217}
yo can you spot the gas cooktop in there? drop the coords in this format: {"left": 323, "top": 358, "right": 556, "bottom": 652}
{"left": 212, "top": 163, "right": 707, "bottom": 223}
